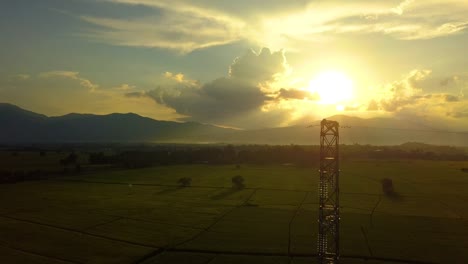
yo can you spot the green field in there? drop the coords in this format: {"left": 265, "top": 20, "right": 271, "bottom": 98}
{"left": 0, "top": 160, "right": 467, "bottom": 263}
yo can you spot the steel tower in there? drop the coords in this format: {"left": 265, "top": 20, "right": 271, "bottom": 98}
{"left": 318, "top": 119, "right": 340, "bottom": 264}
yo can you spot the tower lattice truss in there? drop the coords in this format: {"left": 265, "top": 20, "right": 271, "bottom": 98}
{"left": 318, "top": 119, "right": 340, "bottom": 264}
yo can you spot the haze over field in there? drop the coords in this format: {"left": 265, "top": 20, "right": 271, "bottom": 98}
{"left": 1, "top": 0, "right": 467, "bottom": 135}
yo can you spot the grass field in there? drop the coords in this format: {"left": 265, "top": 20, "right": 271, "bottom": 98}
{"left": 0, "top": 160, "right": 467, "bottom": 263}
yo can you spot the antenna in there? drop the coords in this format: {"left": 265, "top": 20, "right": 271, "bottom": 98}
{"left": 318, "top": 119, "right": 340, "bottom": 263}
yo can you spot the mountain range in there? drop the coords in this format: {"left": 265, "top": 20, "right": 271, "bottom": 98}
{"left": 1, "top": 103, "right": 467, "bottom": 146}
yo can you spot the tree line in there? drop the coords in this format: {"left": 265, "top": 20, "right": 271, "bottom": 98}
{"left": 89, "top": 143, "right": 467, "bottom": 169}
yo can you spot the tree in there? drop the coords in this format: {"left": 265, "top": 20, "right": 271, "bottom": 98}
{"left": 381, "top": 178, "right": 394, "bottom": 196}
{"left": 232, "top": 175, "right": 245, "bottom": 189}
{"left": 60, "top": 152, "right": 78, "bottom": 166}
{"left": 178, "top": 177, "right": 192, "bottom": 187}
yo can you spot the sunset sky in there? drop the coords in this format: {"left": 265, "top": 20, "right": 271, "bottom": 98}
{"left": 1, "top": 0, "right": 467, "bottom": 129}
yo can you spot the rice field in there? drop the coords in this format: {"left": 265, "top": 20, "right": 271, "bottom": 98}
{"left": 0, "top": 160, "right": 467, "bottom": 263}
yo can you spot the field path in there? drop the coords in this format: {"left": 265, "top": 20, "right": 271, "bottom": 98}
{"left": 288, "top": 191, "right": 309, "bottom": 256}
{"left": 135, "top": 188, "right": 259, "bottom": 264}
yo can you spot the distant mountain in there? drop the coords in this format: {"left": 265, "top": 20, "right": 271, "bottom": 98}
{"left": 0, "top": 103, "right": 233, "bottom": 143}
{"left": 217, "top": 115, "right": 468, "bottom": 146}
{"left": 1, "top": 103, "right": 467, "bottom": 146}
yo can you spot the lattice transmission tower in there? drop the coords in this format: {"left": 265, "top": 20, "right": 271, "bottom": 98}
{"left": 318, "top": 119, "right": 340, "bottom": 264}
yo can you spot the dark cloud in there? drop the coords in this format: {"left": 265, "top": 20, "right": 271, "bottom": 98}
{"left": 137, "top": 48, "right": 291, "bottom": 128}
{"left": 277, "top": 88, "right": 319, "bottom": 100}
{"left": 124, "top": 91, "right": 146, "bottom": 98}
{"left": 147, "top": 77, "right": 268, "bottom": 121}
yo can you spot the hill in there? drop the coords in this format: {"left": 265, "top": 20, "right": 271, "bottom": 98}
{"left": 1, "top": 103, "right": 467, "bottom": 146}
{"left": 0, "top": 103, "right": 232, "bottom": 143}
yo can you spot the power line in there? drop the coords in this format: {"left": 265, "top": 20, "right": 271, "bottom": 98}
{"left": 308, "top": 124, "right": 468, "bottom": 135}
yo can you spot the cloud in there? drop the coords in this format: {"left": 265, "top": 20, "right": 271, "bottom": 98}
{"left": 39, "top": 71, "right": 99, "bottom": 91}
{"left": 229, "top": 48, "right": 289, "bottom": 83}
{"left": 71, "top": 0, "right": 468, "bottom": 53}
{"left": 359, "top": 68, "right": 468, "bottom": 129}
{"left": 149, "top": 77, "right": 268, "bottom": 121}
{"left": 1, "top": 71, "right": 179, "bottom": 121}
{"left": 378, "top": 69, "right": 431, "bottom": 112}
{"left": 277, "top": 88, "right": 319, "bottom": 101}
{"left": 440, "top": 74, "right": 467, "bottom": 98}
{"left": 391, "top": 0, "right": 414, "bottom": 15}
{"left": 12, "top": 74, "right": 30, "bottom": 81}
{"left": 367, "top": 99, "right": 379, "bottom": 111}
{"left": 258, "top": 1, "right": 468, "bottom": 50}
{"left": 444, "top": 94, "right": 460, "bottom": 102}
{"left": 128, "top": 48, "right": 296, "bottom": 128}
{"left": 447, "top": 111, "right": 468, "bottom": 119}
{"left": 124, "top": 91, "right": 145, "bottom": 98}
{"left": 367, "top": 69, "right": 466, "bottom": 114}
{"left": 79, "top": 0, "right": 246, "bottom": 53}
{"left": 113, "top": 83, "right": 136, "bottom": 90}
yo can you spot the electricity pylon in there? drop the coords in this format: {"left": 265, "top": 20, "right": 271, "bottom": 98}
{"left": 318, "top": 119, "right": 340, "bottom": 264}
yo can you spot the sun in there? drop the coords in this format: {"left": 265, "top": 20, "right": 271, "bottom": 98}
{"left": 308, "top": 70, "right": 354, "bottom": 104}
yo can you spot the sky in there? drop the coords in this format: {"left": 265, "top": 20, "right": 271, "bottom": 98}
{"left": 1, "top": 0, "right": 467, "bottom": 130}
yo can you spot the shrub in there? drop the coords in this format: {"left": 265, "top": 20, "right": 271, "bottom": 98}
{"left": 178, "top": 177, "right": 192, "bottom": 187}
{"left": 232, "top": 175, "right": 245, "bottom": 189}
{"left": 381, "top": 178, "right": 394, "bottom": 195}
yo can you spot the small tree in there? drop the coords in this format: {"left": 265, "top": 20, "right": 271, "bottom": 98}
{"left": 381, "top": 178, "right": 394, "bottom": 196}
{"left": 232, "top": 175, "right": 245, "bottom": 189}
{"left": 60, "top": 152, "right": 78, "bottom": 167}
{"left": 178, "top": 177, "right": 192, "bottom": 187}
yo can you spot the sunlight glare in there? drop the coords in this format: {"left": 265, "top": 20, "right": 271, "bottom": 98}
{"left": 308, "top": 71, "right": 354, "bottom": 104}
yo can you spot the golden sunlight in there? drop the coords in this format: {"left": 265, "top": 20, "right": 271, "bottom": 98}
{"left": 308, "top": 70, "right": 354, "bottom": 104}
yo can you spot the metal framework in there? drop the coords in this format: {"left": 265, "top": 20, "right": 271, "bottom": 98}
{"left": 318, "top": 119, "right": 340, "bottom": 264}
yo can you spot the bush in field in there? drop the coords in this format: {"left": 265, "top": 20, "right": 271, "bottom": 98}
{"left": 381, "top": 178, "right": 394, "bottom": 195}
{"left": 60, "top": 152, "right": 78, "bottom": 166}
{"left": 178, "top": 177, "right": 192, "bottom": 187}
{"left": 75, "top": 164, "right": 81, "bottom": 173}
{"left": 232, "top": 175, "right": 245, "bottom": 189}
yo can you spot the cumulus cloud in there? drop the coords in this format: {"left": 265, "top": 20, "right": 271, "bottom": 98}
{"left": 377, "top": 69, "right": 431, "bottom": 112}
{"left": 362, "top": 69, "right": 468, "bottom": 130}
{"left": 229, "top": 48, "right": 289, "bottom": 83}
{"left": 128, "top": 48, "right": 297, "bottom": 128}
